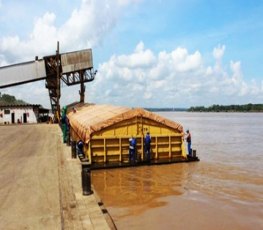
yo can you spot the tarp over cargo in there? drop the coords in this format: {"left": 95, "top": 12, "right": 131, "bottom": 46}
{"left": 67, "top": 104, "right": 183, "bottom": 144}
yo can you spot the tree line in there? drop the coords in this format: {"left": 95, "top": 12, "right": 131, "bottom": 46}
{"left": 145, "top": 108, "right": 187, "bottom": 112}
{"left": 0, "top": 93, "right": 27, "bottom": 105}
{"left": 188, "top": 104, "right": 263, "bottom": 112}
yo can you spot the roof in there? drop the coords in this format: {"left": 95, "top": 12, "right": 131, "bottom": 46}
{"left": 67, "top": 104, "right": 183, "bottom": 144}
{"left": 39, "top": 108, "right": 50, "bottom": 114}
{"left": 0, "top": 104, "right": 41, "bottom": 108}
{"left": 0, "top": 104, "right": 50, "bottom": 113}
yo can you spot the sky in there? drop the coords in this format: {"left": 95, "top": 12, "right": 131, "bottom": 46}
{"left": 0, "top": 0, "right": 263, "bottom": 108}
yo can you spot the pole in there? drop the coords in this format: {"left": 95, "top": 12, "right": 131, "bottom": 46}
{"left": 71, "top": 141, "right": 77, "bottom": 158}
{"left": 81, "top": 164, "right": 93, "bottom": 195}
{"left": 56, "top": 41, "right": 61, "bottom": 120}
{"left": 79, "top": 71, "right": 85, "bottom": 103}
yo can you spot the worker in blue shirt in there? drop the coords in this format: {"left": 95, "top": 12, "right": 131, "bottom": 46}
{"left": 144, "top": 132, "right": 151, "bottom": 163}
{"left": 129, "top": 136, "right": 137, "bottom": 164}
{"left": 61, "top": 106, "right": 68, "bottom": 143}
{"left": 185, "top": 129, "right": 192, "bottom": 156}
{"left": 77, "top": 140, "right": 85, "bottom": 160}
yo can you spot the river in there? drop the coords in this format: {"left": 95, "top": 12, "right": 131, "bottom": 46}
{"left": 91, "top": 112, "right": 263, "bottom": 230}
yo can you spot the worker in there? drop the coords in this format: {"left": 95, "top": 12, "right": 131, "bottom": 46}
{"left": 185, "top": 129, "right": 192, "bottom": 156}
{"left": 129, "top": 136, "right": 137, "bottom": 164}
{"left": 66, "top": 119, "right": 71, "bottom": 146}
{"left": 144, "top": 132, "right": 151, "bottom": 163}
{"left": 77, "top": 140, "right": 85, "bottom": 160}
{"left": 60, "top": 106, "right": 68, "bottom": 143}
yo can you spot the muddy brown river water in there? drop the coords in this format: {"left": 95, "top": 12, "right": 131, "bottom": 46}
{"left": 92, "top": 112, "right": 263, "bottom": 230}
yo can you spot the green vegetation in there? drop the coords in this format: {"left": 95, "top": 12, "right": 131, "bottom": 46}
{"left": 188, "top": 104, "right": 263, "bottom": 112}
{"left": 145, "top": 108, "right": 187, "bottom": 112}
{"left": 0, "top": 93, "right": 27, "bottom": 105}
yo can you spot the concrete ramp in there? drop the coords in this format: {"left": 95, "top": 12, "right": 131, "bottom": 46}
{"left": 0, "top": 124, "right": 111, "bottom": 230}
{"left": 0, "top": 59, "right": 46, "bottom": 88}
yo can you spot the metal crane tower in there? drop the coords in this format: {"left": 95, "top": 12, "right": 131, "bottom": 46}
{"left": 0, "top": 42, "right": 97, "bottom": 121}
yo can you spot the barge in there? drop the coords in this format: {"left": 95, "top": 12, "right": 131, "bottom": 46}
{"left": 67, "top": 104, "right": 199, "bottom": 169}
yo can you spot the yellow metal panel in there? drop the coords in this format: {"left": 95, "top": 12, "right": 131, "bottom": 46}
{"left": 181, "top": 141, "right": 187, "bottom": 158}
{"left": 155, "top": 136, "right": 158, "bottom": 159}
{"left": 119, "top": 138, "right": 122, "bottom": 162}
{"left": 103, "top": 138, "right": 106, "bottom": 162}
{"left": 88, "top": 142, "right": 92, "bottom": 164}
{"left": 75, "top": 115, "right": 185, "bottom": 164}
{"left": 169, "top": 136, "right": 171, "bottom": 158}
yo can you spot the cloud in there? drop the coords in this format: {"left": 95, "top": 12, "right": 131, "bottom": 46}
{"left": 2, "top": 42, "right": 262, "bottom": 108}
{"left": 0, "top": 0, "right": 140, "bottom": 63}
{"left": 86, "top": 42, "right": 263, "bottom": 107}
{"left": 115, "top": 42, "right": 156, "bottom": 69}
{"left": 1, "top": 1, "right": 262, "bottom": 108}
{"left": 213, "top": 44, "right": 225, "bottom": 60}
{"left": 117, "top": 0, "right": 142, "bottom": 6}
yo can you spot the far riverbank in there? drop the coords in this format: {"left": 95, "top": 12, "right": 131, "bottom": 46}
{"left": 146, "top": 103, "right": 263, "bottom": 112}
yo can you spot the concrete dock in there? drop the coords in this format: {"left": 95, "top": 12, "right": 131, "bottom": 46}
{"left": 0, "top": 124, "right": 112, "bottom": 230}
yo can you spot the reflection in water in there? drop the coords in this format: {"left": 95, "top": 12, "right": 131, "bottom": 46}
{"left": 92, "top": 163, "right": 197, "bottom": 217}
{"left": 92, "top": 113, "right": 263, "bottom": 230}
{"left": 93, "top": 161, "right": 263, "bottom": 220}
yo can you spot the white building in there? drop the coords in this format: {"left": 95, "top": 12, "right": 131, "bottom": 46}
{"left": 0, "top": 104, "right": 50, "bottom": 124}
